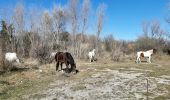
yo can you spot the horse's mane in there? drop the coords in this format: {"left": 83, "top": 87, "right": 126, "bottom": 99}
{"left": 65, "top": 52, "right": 75, "bottom": 65}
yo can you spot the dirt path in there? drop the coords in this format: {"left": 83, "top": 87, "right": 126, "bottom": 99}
{"left": 26, "top": 67, "right": 170, "bottom": 100}
{"left": 1, "top": 58, "right": 170, "bottom": 100}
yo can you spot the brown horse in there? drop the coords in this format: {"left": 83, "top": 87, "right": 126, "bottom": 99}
{"left": 55, "top": 52, "right": 77, "bottom": 73}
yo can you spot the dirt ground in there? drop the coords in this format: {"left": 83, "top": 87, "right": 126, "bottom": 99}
{"left": 0, "top": 55, "right": 170, "bottom": 100}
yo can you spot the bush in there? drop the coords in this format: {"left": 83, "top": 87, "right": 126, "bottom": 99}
{"left": 134, "top": 36, "right": 166, "bottom": 52}
{"left": 112, "top": 41, "right": 123, "bottom": 62}
{"left": 0, "top": 55, "right": 5, "bottom": 71}
{"left": 35, "top": 44, "right": 52, "bottom": 64}
{"left": 104, "top": 35, "right": 114, "bottom": 52}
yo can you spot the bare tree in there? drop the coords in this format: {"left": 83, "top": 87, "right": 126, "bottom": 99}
{"left": 52, "top": 5, "right": 66, "bottom": 45}
{"left": 76, "top": 0, "right": 91, "bottom": 58}
{"left": 68, "top": 0, "right": 79, "bottom": 56}
{"left": 142, "top": 21, "right": 150, "bottom": 37}
{"left": 29, "top": 7, "right": 41, "bottom": 35}
{"left": 41, "top": 10, "right": 53, "bottom": 43}
{"left": 81, "top": 0, "right": 90, "bottom": 42}
{"left": 96, "top": 3, "right": 106, "bottom": 54}
{"left": 150, "top": 20, "right": 160, "bottom": 38}
{"left": 28, "top": 7, "right": 41, "bottom": 57}
{"left": 13, "top": 3, "right": 25, "bottom": 36}
{"left": 13, "top": 2, "right": 25, "bottom": 56}
{"left": 104, "top": 34, "right": 114, "bottom": 52}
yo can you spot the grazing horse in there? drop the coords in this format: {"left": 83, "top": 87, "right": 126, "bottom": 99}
{"left": 136, "top": 49, "right": 157, "bottom": 63}
{"left": 88, "top": 49, "right": 96, "bottom": 62}
{"left": 55, "top": 52, "right": 76, "bottom": 73}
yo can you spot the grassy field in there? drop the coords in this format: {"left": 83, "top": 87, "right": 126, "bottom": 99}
{"left": 0, "top": 55, "right": 170, "bottom": 100}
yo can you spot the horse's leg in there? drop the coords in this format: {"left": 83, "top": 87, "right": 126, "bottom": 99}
{"left": 71, "top": 64, "right": 76, "bottom": 73}
{"left": 146, "top": 57, "right": 149, "bottom": 63}
{"left": 136, "top": 56, "right": 138, "bottom": 63}
{"left": 138, "top": 57, "right": 141, "bottom": 63}
{"left": 148, "top": 56, "right": 151, "bottom": 63}
{"left": 145, "top": 57, "right": 149, "bottom": 63}
{"left": 136, "top": 57, "right": 139, "bottom": 63}
{"left": 92, "top": 56, "right": 94, "bottom": 62}
{"left": 56, "top": 61, "right": 59, "bottom": 71}
{"left": 60, "top": 63, "right": 63, "bottom": 70}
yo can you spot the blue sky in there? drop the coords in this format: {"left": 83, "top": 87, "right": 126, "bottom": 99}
{"left": 0, "top": 0, "right": 169, "bottom": 41}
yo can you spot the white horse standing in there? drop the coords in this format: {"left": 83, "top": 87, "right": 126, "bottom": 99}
{"left": 5, "top": 52, "right": 20, "bottom": 63}
{"left": 88, "top": 49, "right": 96, "bottom": 62}
{"left": 136, "top": 49, "right": 156, "bottom": 63}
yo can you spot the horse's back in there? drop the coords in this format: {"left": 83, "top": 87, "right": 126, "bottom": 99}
{"left": 5, "top": 52, "right": 19, "bottom": 62}
{"left": 137, "top": 50, "right": 152, "bottom": 57}
{"left": 55, "top": 52, "right": 75, "bottom": 63}
{"left": 88, "top": 51, "right": 95, "bottom": 58}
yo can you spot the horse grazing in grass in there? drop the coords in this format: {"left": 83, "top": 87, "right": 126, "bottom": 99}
{"left": 136, "top": 49, "right": 157, "bottom": 63}
{"left": 55, "top": 52, "right": 77, "bottom": 73}
{"left": 88, "top": 49, "right": 96, "bottom": 62}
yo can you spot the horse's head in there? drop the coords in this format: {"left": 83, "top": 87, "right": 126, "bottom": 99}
{"left": 72, "top": 63, "right": 76, "bottom": 70}
{"left": 71, "top": 63, "right": 78, "bottom": 74}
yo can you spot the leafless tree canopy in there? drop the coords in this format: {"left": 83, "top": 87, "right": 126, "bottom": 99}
{"left": 0, "top": 0, "right": 170, "bottom": 68}
{"left": 96, "top": 3, "right": 106, "bottom": 54}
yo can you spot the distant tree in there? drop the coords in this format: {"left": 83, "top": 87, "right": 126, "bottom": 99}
{"left": 150, "top": 20, "right": 160, "bottom": 38}
{"left": 13, "top": 2, "right": 25, "bottom": 36}
{"left": 68, "top": 0, "right": 79, "bottom": 56}
{"left": 104, "top": 34, "right": 114, "bottom": 52}
{"left": 96, "top": 3, "right": 106, "bottom": 54}
{"left": 142, "top": 21, "right": 150, "bottom": 37}
{"left": 13, "top": 2, "right": 25, "bottom": 56}
{"left": 28, "top": 7, "right": 41, "bottom": 57}
{"left": 52, "top": 5, "right": 67, "bottom": 44}
{"left": 41, "top": 10, "right": 53, "bottom": 42}
{"left": 0, "top": 20, "right": 14, "bottom": 52}
{"left": 60, "top": 31, "right": 70, "bottom": 42}
{"left": 81, "top": 0, "right": 91, "bottom": 42}
{"left": 0, "top": 20, "right": 9, "bottom": 53}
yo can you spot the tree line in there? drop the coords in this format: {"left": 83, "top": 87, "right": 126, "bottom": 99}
{"left": 0, "top": 0, "right": 170, "bottom": 67}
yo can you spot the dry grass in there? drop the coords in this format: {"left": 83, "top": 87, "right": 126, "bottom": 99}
{"left": 0, "top": 54, "right": 170, "bottom": 99}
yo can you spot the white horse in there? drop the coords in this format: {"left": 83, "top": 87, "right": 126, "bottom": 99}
{"left": 5, "top": 52, "right": 20, "bottom": 63}
{"left": 136, "top": 49, "right": 156, "bottom": 63}
{"left": 50, "top": 52, "right": 56, "bottom": 58}
{"left": 49, "top": 52, "right": 57, "bottom": 63}
{"left": 88, "top": 49, "right": 96, "bottom": 62}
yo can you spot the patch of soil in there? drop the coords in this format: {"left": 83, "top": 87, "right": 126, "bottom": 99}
{"left": 26, "top": 68, "right": 170, "bottom": 100}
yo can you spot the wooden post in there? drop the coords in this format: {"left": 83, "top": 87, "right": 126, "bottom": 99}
{"left": 147, "top": 78, "right": 149, "bottom": 100}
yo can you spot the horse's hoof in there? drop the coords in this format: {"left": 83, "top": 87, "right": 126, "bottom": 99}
{"left": 72, "top": 70, "right": 79, "bottom": 74}
{"left": 61, "top": 70, "right": 64, "bottom": 73}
